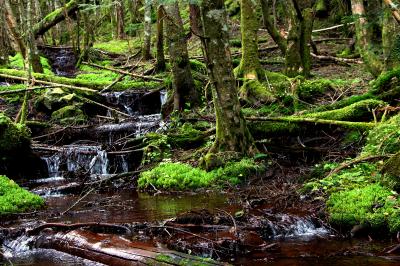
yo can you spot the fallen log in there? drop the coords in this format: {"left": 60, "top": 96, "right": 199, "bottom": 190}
{"left": 82, "top": 62, "right": 164, "bottom": 82}
{"left": 34, "top": 229, "right": 225, "bottom": 265}
{"left": 311, "top": 53, "right": 363, "bottom": 64}
{"left": 0, "top": 73, "right": 98, "bottom": 93}
{"left": 33, "top": 0, "right": 79, "bottom": 38}
{"left": 246, "top": 116, "right": 376, "bottom": 130}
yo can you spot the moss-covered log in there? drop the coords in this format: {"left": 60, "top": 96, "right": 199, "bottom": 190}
{"left": 0, "top": 69, "right": 160, "bottom": 91}
{"left": 33, "top": 0, "right": 79, "bottom": 38}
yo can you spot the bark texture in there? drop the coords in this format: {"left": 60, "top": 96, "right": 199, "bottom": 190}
{"left": 142, "top": 0, "right": 152, "bottom": 59}
{"left": 236, "top": 0, "right": 263, "bottom": 80}
{"left": 164, "top": 2, "right": 199, "bottom": 111}
{"left": 351, "top": 0, "right": 383, "bottom": 76}
{"left": 200, "top": 0, "right": 257, "bottom": 159}
{"left": 156, "top": 5, "right": 166, "bottom": 72}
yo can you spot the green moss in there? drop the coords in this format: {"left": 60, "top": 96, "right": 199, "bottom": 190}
{"left": 362, "top": 114, "right": 400, "bottom": 156}
{"left": 51, "top": 105, "right": 87, "bottom": 125}
{"left": 239, "top": 80, "right": 275, "bottom": 104}
{"left": 0, "top": 113, "right": 31, "bottom": 155}
{"left": 298, "top": 79, "right": 333, "bottom": 100}
{"left": 0, "top": 175, "right": 44, "bottom": 215}
{"left": 154, "top": 254, "right": 217, "bottom": 266}
{"left": 167, "top": 123, "right": 205, "bottom": 149}
{"left": 190, "top": 60, "right": 207, "bottom": 73}
{"left": 8, "top": 53, "right": 53, "bottom": 75}
{"left": 138, "top": 158, "right": 264, "bottom": 191}
{"left": 93, "top": 39, "right": 141, "bottom": 54}
{"left": 327, "top": 184, "right": 400, "bottom": 232}
{"left": 304, "top": 99, "right": 385, "bottom": 121}
{"left": 370, "top": 67, "right": 400, "bottom": 94}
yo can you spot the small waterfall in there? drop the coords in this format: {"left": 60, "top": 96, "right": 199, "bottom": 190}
{"left": 43, "top": 156, "right": 61, "bottom": 178}
{"left": 117, "top": 155, "right": 129, "bottom": 172}
{"left": 2, "top": 235, "right": 35, "bottom": 257}
{"left": 43, "top": 145, "right": 109, "bottom": 178}
{"left": 160, "top": 90, "right": 168, "bottom": 106}
{"left": 262, "top": 214, "right": 329, "bottom": 239}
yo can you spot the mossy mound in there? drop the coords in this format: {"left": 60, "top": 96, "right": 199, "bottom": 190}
{"left": 362, "top": 114, "right": 400, "bottom": 156}
{"left": 327, "top": 184, "right": 400, "bottom": 232}
{"left": 8, "top": 53, "right": 53, "bottom": 75}
{"left": 138, "top": 158, "right": 265, "bottom": 191}
{"left": 0, "top": 175, "right": 44, "bottom": 214}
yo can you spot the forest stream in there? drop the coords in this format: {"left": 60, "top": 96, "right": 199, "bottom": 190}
{"left": 0, "top": 47, "right": 398, "bottom": 265}
{"left": 3, "top": 1, "right": 400, "bottom": 265}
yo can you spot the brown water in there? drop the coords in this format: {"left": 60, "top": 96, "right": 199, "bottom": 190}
{"left": 2, "top": 185, "right": 400, "bottom": 266}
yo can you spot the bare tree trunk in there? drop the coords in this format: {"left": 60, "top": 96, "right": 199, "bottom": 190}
{"left": 4, "top": 0, "right": 27, "bottom": 58}
{"left": 351, "top": 0, "right": 383, "bottom": 76}
{"left": 115, "top": 0, "right": 125, "bottom": 39}
{"left": 164, "top": 2, "right": 199, "bottom": 111}
{"left": 189, "top": 3, "right": 202, "bottom": 36}
{"left": 199, "top": 0, "right": 257, "bottom": 167}
{"left": 142, "top": 0, "right": 152, "bottom": 59}
{"left": 156, "top": 4, "right": 165, "bottom": 72}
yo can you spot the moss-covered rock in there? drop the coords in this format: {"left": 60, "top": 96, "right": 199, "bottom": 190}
{"left": 0, "top": 113, "right": 31, "bottom": 157}
{"left": 0, "top": 175, "right": 44, "bottom": 215}
{"left": 51, "top": 105, "right": 87, "bottom": 125}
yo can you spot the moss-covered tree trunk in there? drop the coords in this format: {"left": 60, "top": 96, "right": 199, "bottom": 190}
{"left": 200, "top": 0, "right": 257, "bottom": 161}
{"left": 351, "top": 0, "right": 383, "bottom": 77}
{"left": 260, "top": 0, "right": 287, "bottom": 55}
{"left": 164, "top": 2, "right": 199, "bottom": 111}
{"left": 236, "top": 0, "right": 263, "bottom": 80}
{"left": 142, "top": 0, "right": 152, "bottom": 59}
{"left": 156, "top": 5, "right": 166, "bottom": 72}
{"left": 382, "top": 2, "right": 400, "bottom": 71}
{"left": 285, "top": 1, "right": 314, "bottom": 78}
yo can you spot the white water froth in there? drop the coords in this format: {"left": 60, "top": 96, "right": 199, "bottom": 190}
{"left": 268, "top": 214, "right": 329, "bottom": 239}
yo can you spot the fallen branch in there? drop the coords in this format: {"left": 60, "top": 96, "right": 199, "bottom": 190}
{"left": 82, "top": 62, "right": 164, "bottom": 82}
{"left": 312, "top": 22, "right": 355, "bottom": 33}
{"left": 27, "top": 222, "right": 131, "bottom": 236}
{"left": 0, "top": 85, "right": 56, "bottom": 95}
{"left": 311, "top": 53, "right": 363, "bottom": 64}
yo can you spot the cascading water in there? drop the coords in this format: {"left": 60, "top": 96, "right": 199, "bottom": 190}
{"left": 260, "top": 213, "right": 329, "bottom": 239}
{"left": 43, "top": 145, "right": 109, "bottom": 179}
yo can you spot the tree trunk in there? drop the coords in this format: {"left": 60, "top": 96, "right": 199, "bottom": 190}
{"left": 142, "top": 0, "right": 152, "bottom": 59}
{"left": 164, "top": 2, "right": 199, "bottom": 111}
{"left": 189, "top": 3, "right": 203, "bottom": 36}
{"left": 260, "top": 0, "right": 287, "bottom": 55}
{"left": 156, "top": 5, "right": 166, "bottom": 72}
{"left": 4, "top": 0, "right": 27, "bottom": 58}
{"left": 0, "top": 0, "right": 10, "bottom": 66}
{"left": 199, "top": 0, "right": 257, "bottom": 162}
{"left": 115, "top": 0, "right": 126, "bottom": 39}
{"left": 382, "top": 1, "right": 400, "bottom": 70}
{"left": 285, "top": 0, "right": 314, "bottom": 78}
{"left": 235, "top": 0, "right": 263, "bottom": 80}
{"left": 351, "top": 0, "right": 383, "bottom": 76}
